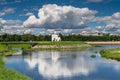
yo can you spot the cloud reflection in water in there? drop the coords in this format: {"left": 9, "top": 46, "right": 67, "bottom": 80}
{"left": 24, "top": 51, "right": 96, "bottom": 78}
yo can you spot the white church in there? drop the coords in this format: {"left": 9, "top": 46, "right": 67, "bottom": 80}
{"left": 51, "top": 34, "right": 61, "bottom": 42}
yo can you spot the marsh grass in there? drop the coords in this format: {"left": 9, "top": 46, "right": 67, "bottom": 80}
{"left": 100, "top": 48, "right": 120, "bottom": 61}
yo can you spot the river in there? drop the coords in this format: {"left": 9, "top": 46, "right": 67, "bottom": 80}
{"left": 4, "top": 44, "right": 120, "bottom": 80}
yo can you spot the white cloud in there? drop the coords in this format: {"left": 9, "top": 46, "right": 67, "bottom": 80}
{"left": 3, "top": 8, "right": 15, "bottom": 13}
{"left": 85, "top": 0, "right": 111, "bottom": 4}
{"left": 112, "top": 12, "right": 120, "bottom": 19}
{"left": 0, "top": 18, "right": 6, "bottom": 24}
{"left": 0, "top": 8, "right": 15, "bottom": 16}
{"left": 20, "top": 12, "right": 33, "bottom": 16}
{"left": 0, "top": 0, "right": 23, "bottom": 5}
{"left": 23, "top": 4, "right": 97, "bottom": 29}
{"left": 87, "top": 0, "right": 103, "bottom": 3}
{"left": 24, "top": 29, "right": 32, "bottom": 34}
{"left": 0, "top": 19, "right": 25, "bottom": 34}
{"left": 92, "top": 12, "right": 120, "bottom": 33}
{"left": 31, "top": 6, "right": 39, "bottom": 11}
{"left": 1, "top": 4, "right": 120, "bottom": 35}
{"left": 25, "top": 12, "right": 33, "bottom": 16}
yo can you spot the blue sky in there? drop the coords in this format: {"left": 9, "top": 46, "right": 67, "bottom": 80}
{"left": 0, "top": 0, "right": 120, "bottom": 34}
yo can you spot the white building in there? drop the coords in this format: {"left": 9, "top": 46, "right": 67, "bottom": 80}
{"left": 51, "top": 34, "right": 61, "bottom": 42}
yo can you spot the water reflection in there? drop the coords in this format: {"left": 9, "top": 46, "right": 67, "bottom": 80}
{"left": 5, "top": 45, "right": 120, "bottom": 80}
{"left": 24, "top": 51, "right": 96, "bottom": 78}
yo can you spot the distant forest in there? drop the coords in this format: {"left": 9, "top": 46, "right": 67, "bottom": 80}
{"left": 0, "top": 33, "right": 120, "bottom": 41}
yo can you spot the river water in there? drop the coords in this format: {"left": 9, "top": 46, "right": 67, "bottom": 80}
{"left": 4, "top": 45, "right": 120, "bottom": 80}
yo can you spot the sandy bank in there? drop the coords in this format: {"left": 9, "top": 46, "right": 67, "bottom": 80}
{"left": 86, "top": 41, "right": 120, "bottom": 44}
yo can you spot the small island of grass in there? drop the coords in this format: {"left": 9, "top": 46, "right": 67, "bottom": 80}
{"left": 33, "top": 41, "right": 91, "bottom": 50}
{"left": 100, "top": 48, "right": 120, "bottom": 61}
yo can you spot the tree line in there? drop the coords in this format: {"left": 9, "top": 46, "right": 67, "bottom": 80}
{"left": 0, "top": 33, "right": 120, "bottom": 42}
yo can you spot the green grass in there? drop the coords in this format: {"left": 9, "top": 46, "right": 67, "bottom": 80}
{"left": 100, "top": 48, "right": 120, "bottom": 61}
{"left": 0, "top": 43, "right": 31, "bottom": 56}
{"left": 7, "top": 43, "right": 31, "bottom": 49}
{"left": 32, "top": 45, "right": 90, "bottom": 51}
{"left": 33, "top": 41, "right": 90, "bottom": 51}
{"left": 38, "top": 41, "right": 86, "bottom": 45}
{"left": 0, "top": 44, "right": 6, "bottom": 51}
{"left": 0, "top": 43, "right": 31, "bottom": 79}
{"left": 1, "top": 50, "right": 18, "bottom": 56}
{"left": 90, "top": 54, "right": 96, "bottom": 58}
{"left": 0, "top": 43, "right": 31, "bottom": 50}
{"left": 0, "top": 56, "right": 31, "bottom": 80}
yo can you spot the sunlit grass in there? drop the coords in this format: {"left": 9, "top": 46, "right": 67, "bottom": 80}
{"left": 39, "top": 41, "right": 86, "bottom": 45}
{"left": 8, "top": 43, "right": 31, "bottom": 49}
{"left": 0, "top": 44, "right": 6, "bottom": 50}
{"left": 0, "top": 56, "right": 31, "bottom": 80}
{"left": 0, "top": 43, "right": 31, "bottom": 50}
{"left": 100, "top": 48, "right": 120, "bottom": 61}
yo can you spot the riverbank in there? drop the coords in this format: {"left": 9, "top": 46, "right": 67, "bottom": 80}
{"left": 0, "top": 41, "right": 90, "bottom": 51}
{"left": 0, "top": 43, "right": 30, "bottom": 56}
{"left": 86, "top": 41, "right": 120, "bottom": 44}
{"left": 0, "top": 55, "right": 31, "bottom": 80}
{"left": 0, "top": 44, "right": 31, "bottom": 80}
{"left": 100, "top": 48, "right": 120, "bottom": 61}
{"left": 0, "top": 41, "right": 89, "bottom": 80}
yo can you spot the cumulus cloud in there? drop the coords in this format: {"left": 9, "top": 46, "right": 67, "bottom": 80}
{"left": 24, "top": 29, "right": 32, "bottom": 34}
{"left": 0, "top": 19, "right": 25, "bottom": 34}
{"left": 93, "top": 12, "right": 120, "bottom": 33}
{"left": 23, "top": 4, "right": 97, "bottom": 29}
{"left": 0, "top": 8, "right": 15, "bottom": 16}
{"left": 112, "top": 12, "right": 120, "bottom": 19}
{"left": 1, "top": 4, "right": 120, "bottom": 35}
